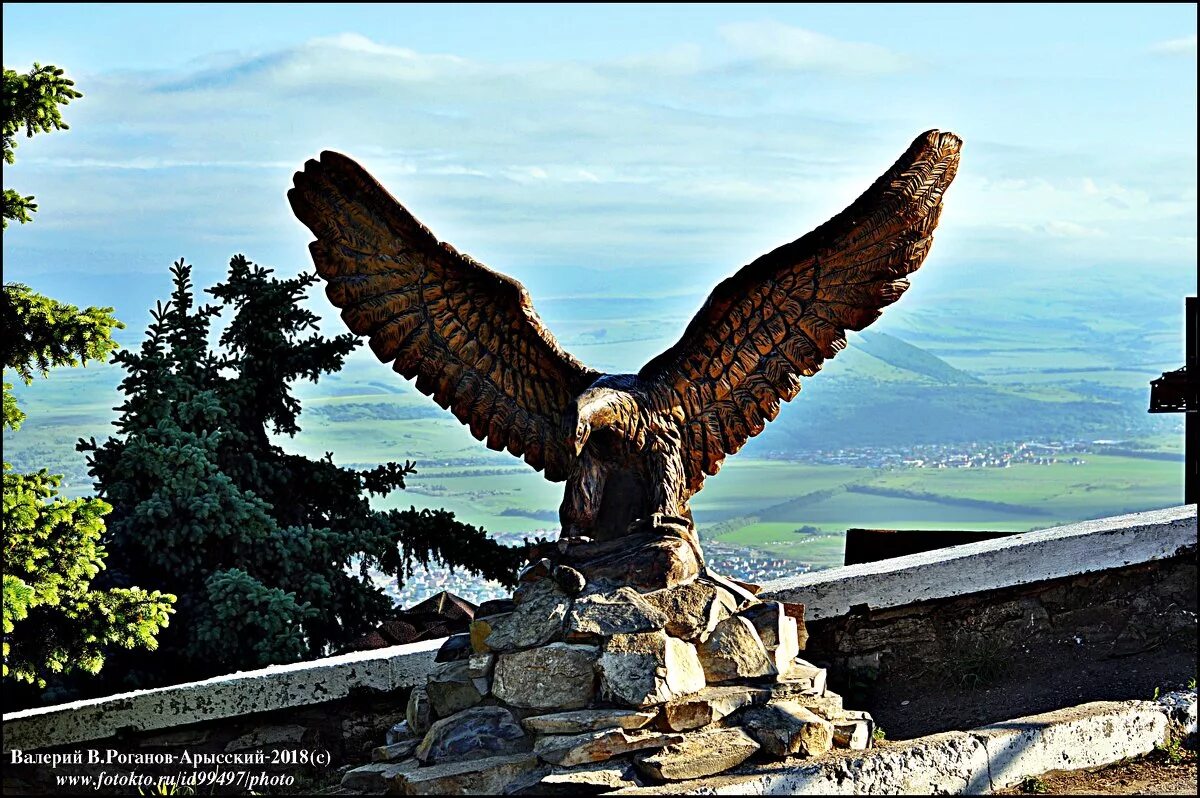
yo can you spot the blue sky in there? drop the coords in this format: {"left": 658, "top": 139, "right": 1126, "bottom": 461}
{"left": 2, "top": 3, "right": 1196, "bottom": 364}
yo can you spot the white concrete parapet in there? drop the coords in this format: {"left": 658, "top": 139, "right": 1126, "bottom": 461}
{"left": 2, "top": 638, "right": 443, "bottom": 752}
{"left": 616, "top": 692, "right": 1195, "bottom": 795}
{"left": 3, "top": 505, "right": 1195, "bottom": 754}
{"left": 759, "top": 505, "right": 1197, "bottom": 620}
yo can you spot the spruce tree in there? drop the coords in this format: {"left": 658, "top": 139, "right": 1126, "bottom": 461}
{"left": 80, "top": 256, "right": 523, "bottom": 684}
{"left": 2, "top": 63, "right": 175, "bottom": 688}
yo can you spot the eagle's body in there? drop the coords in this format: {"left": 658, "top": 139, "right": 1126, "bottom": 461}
{"left": 562, "top": 373, "right": 691, "bottom": 542}
{"left": 289, "top": 131, "right": 962, "bottom": 550}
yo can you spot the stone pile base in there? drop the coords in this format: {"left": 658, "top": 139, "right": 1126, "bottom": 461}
{"left": 340, "top": 539, "right": 874, "bottom": 795}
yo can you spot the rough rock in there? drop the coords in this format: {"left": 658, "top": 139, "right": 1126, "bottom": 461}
{"left": 573, "top": 535, "right": 701, "bottom": 593}
{"left": 641, "top": 580, "right": 731, "bottom": 642}
{"left": 522, "top": 708, "right": 658, "bottom": 735}
{"left": 781, "top": 601, "right": 809, "bottom": 650}
{"left": 393, "top": 752, "right": 543, "bottom": 796}
{"left": 1157, "top": 689, "right": 1198, "bottom": 747}
{"left": 406, "top": 686, "right": 432, "bottom": 735}
{"left": 372, "top": 738, "right": 418, "bottom": 762}
{"left": 466, "top": 653, "right": 494, "bottom": 680}
{"left": 566, "top": 587, "right": 670, "bottom": 638}
{"left": 469, "top": 614, "right": 507, "bottom": 654}
{"left": 475, "top": 598, "right": 515, "bottom": 618}
{"left": 534, "top": 728, "right": 684, "bottom": 767}
{"left": 553, "top": 565, "right": 587, "bottom": 596}
{"left": 436, "top": 633, "right": 473, "bottom": 662}
{"left": 700, "top": 571, "right": 759, "bottom": 610}
{"left": 415, "top": 706, "right": 528, "bottom": 765}
{"left": 696, "top": 615, "right": 776, "bottom": 683}
{"left": 492, "top": 643, "right": 598, "bottom": 710}
{"left": 731, "top": 578, "right": 762, "bottom": 595}
{"left": 528, "top": 759, "right": 643, "bottom": 793}
{"left": 386, "top": 720, "right": 413, "bottom": 746}
{"left": 739, "top": 603, "right": 786, "bottom": 648}
{"left": 832, "top": 709, "right": 875, "bottom": 750}
{"left": 740, "top": 700, "right": 834, "bottom": 758}
{"left": 597, "top": 632, "right": 706, "bottom": 707}
{"left": 512, "top": 580, "right": 538, "bottom": 606}
{"left": 776, "top": 690, "right": 845, "bottom": 721}
{"left": 426, "top": 660, "right": 485, "bottom": 718}
{"left": 341, "top": 761, "right": 417, "bottom": 792}
{"left": 661, "top": 685, "right": 762, "bottom": 731}
{"left": 741, "top": 603, "right": 800, "bottom": 675}
{"left": 776, "top": 658, "right": 827, "bottom": 696}
{"left": 658, "top": 685, "right": 845, "bottom": 732}
{"left": 519, "top": 558, "right": 554, "bottom": 584}
{"left": 634, "top": 726, "right": 760, "bottom": 781}
{"left": 482, "top": 580, "right": 571, "bottom": 652}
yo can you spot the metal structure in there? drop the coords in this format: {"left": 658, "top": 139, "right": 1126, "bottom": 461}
{"left": 1149, "top": 295, "right": 1198, "bottom": 505}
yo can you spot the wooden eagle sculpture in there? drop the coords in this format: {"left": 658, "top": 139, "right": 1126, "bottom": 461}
{"left": 289, "top": 130, "right": 961, "bottom": 558}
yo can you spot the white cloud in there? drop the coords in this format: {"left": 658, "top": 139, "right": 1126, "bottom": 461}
{"left": 1150, "top": 34, "right": 1197, "bottom": 55}
{"left": 4, "top": 29, "right": 1193, "bottom": 304}
{"left": 719, "top": 21, "right": 913, "bottom": 74}
{"left": 931, "top": 169, "right": 1195, "bottom": 266}
{"left": 22, "top": 156, "right": 296, "bottom": 170}
{"left": 614, "top": 43, "right": 704, "bottom": 75}
{"left": 1040, "top": 220, "right": 1105, "bottom": 238}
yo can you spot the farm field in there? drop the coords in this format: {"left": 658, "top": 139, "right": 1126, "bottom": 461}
{"left": 358, "top": 452, "right": 1181, "bottom": 572}
{"left": 5, "top": 320, "right": 1185, "bottom": 579}
{"left": 237, "top": 441, "right": 1177, "bottom": 573}
{"left": 700, "top": 454, "right": 1181, "bottom": 570}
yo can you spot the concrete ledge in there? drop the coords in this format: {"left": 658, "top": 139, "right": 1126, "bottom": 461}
{"left": 1, "top": 638, "right": 442, "bottom": 752}
{"left": 616, "top": 692, "right": 1194, "bottom": 795}
{"left": 969, "top": 701, "right": 1168, "bottom": 793}
{"left": 4, "top": 506, "right": 1194, "bottom": 755}
{"left": 760, "top": 505, "right": 1197, "bottom": 620}
{"left": 619, "top": 732, "right": 991, "bottom": 795}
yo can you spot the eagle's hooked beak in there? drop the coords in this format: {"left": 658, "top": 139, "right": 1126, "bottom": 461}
{"left": 570, "top": 423, "right": 591, "bottom": 457}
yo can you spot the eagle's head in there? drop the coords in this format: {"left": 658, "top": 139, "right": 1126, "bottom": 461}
{"left": 567, "top": 376, "right": 637, "bottom": 456}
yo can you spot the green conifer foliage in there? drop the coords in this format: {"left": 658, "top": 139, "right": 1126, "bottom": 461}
{"left": 2, "top": 63, "right": 175, "bottom": 687}
{"left": 79, "top": 257, "right": 523, "bottom": 682}
{"left": 3, "top": 63, "right": 81, "bottom": 228}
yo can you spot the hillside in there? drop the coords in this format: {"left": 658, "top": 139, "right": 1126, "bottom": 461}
{"left": 5, "top": 326, "right": 1174, "bottom": 489}
{"left": 5, "top": 294, "right": 1183, "bottom": 601}
{"left": 854, "top": 331, "right": 983, "bottom": 385}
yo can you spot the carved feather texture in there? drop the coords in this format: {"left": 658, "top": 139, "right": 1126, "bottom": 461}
{"left": 640, "top": 130, "right": 962, "bottom": 495}
{"left": 289, "top": 131, "right": 960, "bottom": 514}
{"left": 288, "top": 151, "right": 599, "bottom": 481}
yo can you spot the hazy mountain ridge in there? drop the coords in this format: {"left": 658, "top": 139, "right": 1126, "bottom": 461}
{"left": 6, "top": 320, "right": 1175, "bottom": 494}
{"left": 853, "top": 332, "right": 984, "bottom": 385}
{"left": 5, "top": 255, "right": 1184, "bottom": 492}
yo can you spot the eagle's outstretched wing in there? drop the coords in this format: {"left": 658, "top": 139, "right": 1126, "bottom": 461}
{"left": 289, "top": 152, "right": 600, "bottom": 481}
{"left": 640, "top": 130, "right": 962, "bottom": 496}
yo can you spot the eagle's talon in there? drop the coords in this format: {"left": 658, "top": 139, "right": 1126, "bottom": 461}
{"left": 627, "top": 513, "right": 693, "bottom": 538}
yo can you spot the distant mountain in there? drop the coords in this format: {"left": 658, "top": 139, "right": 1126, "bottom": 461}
{"left": 6, "top": 283, "right": 1177, "bottom": 491}
{"left": 760, "top": 333, "right": 1167, "bottom": 452}
{"left": 854, "top": 332, "right": 983, "bottom": 385}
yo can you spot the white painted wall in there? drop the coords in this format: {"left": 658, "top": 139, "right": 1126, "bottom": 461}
{"left": 2, "top": 638, "right": 442, "bottom": 752}
{"left": 759, "top": 505, "right": 1197, "bottom": 620}
{"left": 3, "top": 505, "right": 1195, "bottom": 753}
